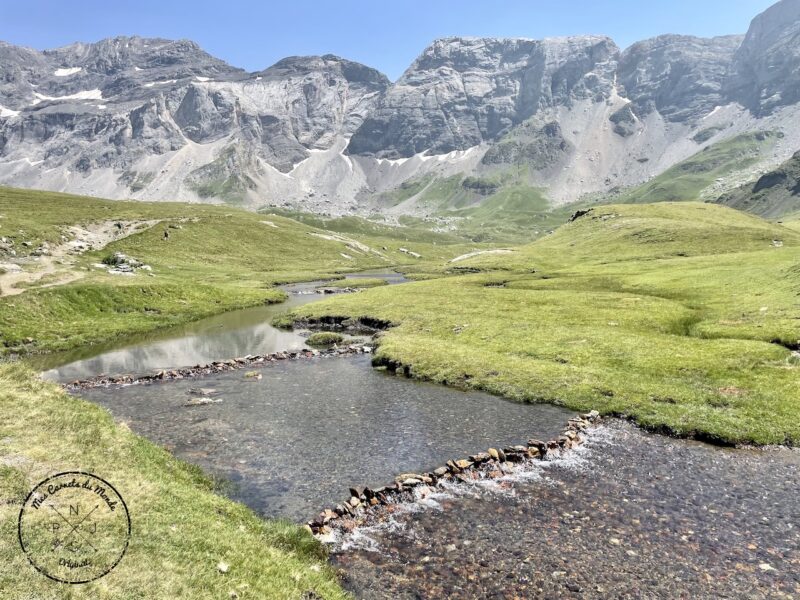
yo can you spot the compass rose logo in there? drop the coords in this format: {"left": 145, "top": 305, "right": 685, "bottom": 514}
{"left": 18, "top": 472, "right": 130, "bottom": 584}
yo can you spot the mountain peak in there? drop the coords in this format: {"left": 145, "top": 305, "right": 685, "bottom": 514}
{"left": 260, "top": 54, "right": 390, "bottom": 87}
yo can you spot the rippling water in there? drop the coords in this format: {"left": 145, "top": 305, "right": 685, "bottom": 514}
{"left": 77, "top": 355, "right": 573, "bottom": 521}
{"left": 332, "top": 421, "right": 800, "bottom": 599}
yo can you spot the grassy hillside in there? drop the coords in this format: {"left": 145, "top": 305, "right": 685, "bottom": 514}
{"left": 482, "top": 203, "right": 799, "bottom": 267}
{"left": 443, "top": 185, "right": 577, "bottom": 242}
{"left": 264, "top": 207, "right": 466, "bottom": 245}
{"left": 286, "top": 203, "right": 800, "bottom": 445}
{"left": 714, "top": 150, "right": 800, "bottom": 218}
{"left": 0, "top": 363, "right": 346, "bottom": 599}
{"left": 0, "top": 186, "right": 476, "bottom": 355}
{"left": 367, "top": 172, "right": 583, "bottom": 244}
{"left": 613, "top": 132, "right": 781, "bottom": 204}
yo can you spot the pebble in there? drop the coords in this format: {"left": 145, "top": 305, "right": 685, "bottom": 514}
{"left": 332, "top": 421, "right": 800, "bottom": 599}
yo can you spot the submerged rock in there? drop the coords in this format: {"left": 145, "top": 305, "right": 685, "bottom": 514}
{"left": 185, "top": 397, "right": 223, "bottom": 406}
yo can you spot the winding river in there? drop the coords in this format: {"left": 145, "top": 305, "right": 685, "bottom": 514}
{"left": 37, "top": 271, "right": 799, "bottom": 597}
{"left": 45, "top": 271, "right": 573, "bottom": 521}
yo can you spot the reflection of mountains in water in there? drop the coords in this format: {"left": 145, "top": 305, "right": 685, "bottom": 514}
{"left": 43, "top": 274, "right": 406, "bottom": 382}
{"left": 47, "top": 322, "right": 308, "bottom": 382}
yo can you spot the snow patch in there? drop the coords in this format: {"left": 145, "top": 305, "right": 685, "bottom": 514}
{"left": 703, "top": 106, "right": 722, "bottom": 120}
{"left": 379, "top": 156, "right": 411, "bottom": 166}
{"left": 449, "top": 249, "right": 514, "bottom": 263}
{"left": 54, "top": 67, "right": 82, "bottom": 77}
{"left": 289, "top": 156, "right": 310, "bottom": 173}
{"left": 134, "top": 66, "right": 142, "bottom": 72}
{"left": 377, "top": 146, "right": 480, "bottom": 167}
{"left": 143, "top": 80, "right": 177, "bottom": 88}
{"left": 0, "top": 104, "right": 20, "bottom": 118}
{"left": 259, "top": 220, "right": 278, "bottom": 228}
{"left": 32, "top": 89, "right": 103, "bottom": 105}
{"left": 195, "top": 76, "right": 211, "bottom": 82}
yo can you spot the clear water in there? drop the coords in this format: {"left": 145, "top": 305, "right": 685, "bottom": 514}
{"left": 39, "top": 272, "right": 405, "bottom": 382}
{"left": 48, "top": 269, "right": 573, "bottom": 521}
{"left": 77, "top": 354, "right": 573, "bottom": 521}
{"left": 331, "top": 422, "right": 800, "bottom": 598}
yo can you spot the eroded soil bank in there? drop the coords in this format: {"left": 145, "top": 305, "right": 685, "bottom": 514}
{"left": 333, "top": 421, "right": 800, "bottom": 599}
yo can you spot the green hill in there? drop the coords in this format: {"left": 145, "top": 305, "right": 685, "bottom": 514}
{"left": 612, "top": 132, "right": 780, "bottom": 204}
{"left": 714, "top": 151, "right": 800, "bottom": 218}
{"left": 288, "top": 202, "right": 800, "bottom": 445}
{"left": 0, "top": 186, "right": 476, "bottom": 355}
{"left": 475, "top": 202, "right": 800, "bottom": 268}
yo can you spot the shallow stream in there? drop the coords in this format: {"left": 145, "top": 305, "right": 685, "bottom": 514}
{"left": 48, "top": 270, "right": 573, "bottom": 521}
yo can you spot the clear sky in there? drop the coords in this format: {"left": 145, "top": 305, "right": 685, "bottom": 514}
{"left": 0, "top": 0, "right": 778, "bottom": 81}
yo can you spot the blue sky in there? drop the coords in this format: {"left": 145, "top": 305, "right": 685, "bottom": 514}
{"left": 1, "top": 0, "right": 778, "bottom": 80}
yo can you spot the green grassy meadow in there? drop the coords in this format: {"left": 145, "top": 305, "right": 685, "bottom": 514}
{"left": 0, "top": 186, "right": 480, "bottom": 355}
{"left": 287, "top": 203, "right": 800, "bottom": 445}
{"left": 2, "top": 183, "right": 800, "bottom": 598}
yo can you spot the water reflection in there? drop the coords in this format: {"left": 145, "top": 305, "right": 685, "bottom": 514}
{"left": 40, "top": 273, "right": 406, "bottom": 382}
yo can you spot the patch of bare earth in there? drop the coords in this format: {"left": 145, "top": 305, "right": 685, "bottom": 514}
{"left": 0, "top": 220, "right": 160, "bottom": 296}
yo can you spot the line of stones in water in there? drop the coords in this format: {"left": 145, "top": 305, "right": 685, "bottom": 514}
{"left": 306, "top": 411, "right": 601, "bottom": 542}
{"left": 62, "top": 344, "right": 374, "bottom": 390}
{"left": 61, "top": 339, "right": 600, "bottom": 545}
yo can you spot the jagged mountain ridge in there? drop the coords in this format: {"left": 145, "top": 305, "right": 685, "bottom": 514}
{"left": 1, "top": 0, "right": 799, "bottom": 215}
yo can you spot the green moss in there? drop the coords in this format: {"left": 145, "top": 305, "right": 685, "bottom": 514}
{"left": 306, "top": 332, "right": 345, "bottom": 347}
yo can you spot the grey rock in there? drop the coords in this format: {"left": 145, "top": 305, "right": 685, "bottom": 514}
{"left": 727, "top": 0, "right": 800, "bottom": 114}
{"left": 617, "top": 34, "right": 743, "bottom": 123}
{"left": 347, "top": 36, "right": 619, "bottom": 158}
{"left": 0, "top": 37, "right": 388, "bottom": 193}
{"left": 608, "top": 105, "right": 638, "bottom": 137}
{"left": 481, "top": 122, "right": 572, "bottom": 168}
{"left": 1, "top": 2, "right": 800, "bottom": 214}
{"left": 714, "top": 150, "right": 800, "bottom": 217}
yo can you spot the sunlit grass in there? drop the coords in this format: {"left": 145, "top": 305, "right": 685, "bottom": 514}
{"left": 0, "top": 363, "right": 348, "bottom": 599}
{"left": 288, "top": 203, "right": 800, "bottom": 445}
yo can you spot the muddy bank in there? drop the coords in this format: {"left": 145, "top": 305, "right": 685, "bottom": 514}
{"left": 333, "top": 420, "right": 800, "bottom": 599}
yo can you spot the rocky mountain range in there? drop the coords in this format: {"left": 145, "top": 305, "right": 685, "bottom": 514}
{"left": 1, "top": 0, "right": 800, "bottom": 218}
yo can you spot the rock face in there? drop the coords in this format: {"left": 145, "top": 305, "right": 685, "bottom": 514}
{"left": 0, "top": 37, "right": 388, "bottom": 203}
{"left": 727, "top": 0, "right": 800, "bottom": 114}
{"left": 1, "top": 1, "right": 800, "bottom": 212}
{"left": 347, "top": 36, "right": 619, "bottom": 159}
{"left": 616, "top": 35, "right": 743, "bottom": 123}
{"left": 714, "top": 150, "right": 800, "bottom": 217}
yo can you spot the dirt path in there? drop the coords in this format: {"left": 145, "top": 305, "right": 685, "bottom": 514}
{"left": 0, "top": 220, "right": 160, "bottom": 296}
